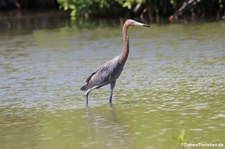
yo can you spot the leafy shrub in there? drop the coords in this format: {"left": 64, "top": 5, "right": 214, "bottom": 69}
{"left": 57, "top": 0, "right": 145, "bottom": 17}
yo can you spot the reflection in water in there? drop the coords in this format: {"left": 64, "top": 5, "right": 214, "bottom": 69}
{"left": 0, "top": 11, "right": 68, "bottom": 35}
{"left": 84, "top": 107, "right": 135, "bottom": 149}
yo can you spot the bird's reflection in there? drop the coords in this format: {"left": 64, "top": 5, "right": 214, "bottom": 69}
{"left": 82, "top": 105, "right": 135, "bottom": 149}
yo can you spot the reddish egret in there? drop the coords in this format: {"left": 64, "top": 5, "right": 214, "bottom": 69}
{"left": 80, "top": 19, "right": 149, "bottom": 106}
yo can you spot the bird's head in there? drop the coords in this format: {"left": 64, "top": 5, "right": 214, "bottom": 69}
{"left": 125, "top": 19, "right": 150, "bottom": 27}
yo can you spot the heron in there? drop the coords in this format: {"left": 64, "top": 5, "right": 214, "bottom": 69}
{"left": 80, "top": 19, "right": 150, "bottom": 106}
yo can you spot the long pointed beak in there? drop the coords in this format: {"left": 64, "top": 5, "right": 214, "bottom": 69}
{"left": 134, "top": 22, "right": 150, "bottom": 27}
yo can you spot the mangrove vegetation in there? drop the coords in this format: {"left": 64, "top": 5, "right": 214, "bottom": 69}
{"left": 0, "top": 0, "right": 225, "bottom": 21}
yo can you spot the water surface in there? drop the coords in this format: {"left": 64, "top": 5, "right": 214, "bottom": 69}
{"left": 0, "top": 14, "right": 225, "bottom": 148}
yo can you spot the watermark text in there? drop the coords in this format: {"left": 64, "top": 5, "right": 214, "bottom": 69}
{"left": 181, "top": 142, "right": 224, "bottom": 148}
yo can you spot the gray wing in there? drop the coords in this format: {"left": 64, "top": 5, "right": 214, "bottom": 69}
{"left": 85, "top": 56, "right": 122, "bottom": 89}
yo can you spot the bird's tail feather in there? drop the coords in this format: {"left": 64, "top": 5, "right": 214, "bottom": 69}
{"left": 80, "top": 84, "right": 87, "bottom": 91}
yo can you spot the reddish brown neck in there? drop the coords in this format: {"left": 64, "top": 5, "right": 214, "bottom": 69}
{"left": 121, "top": 23, "right": 129, "bottom": 65}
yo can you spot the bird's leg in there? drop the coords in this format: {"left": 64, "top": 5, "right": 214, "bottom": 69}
{"left": 109, "top": 81, "right": 116, "bottom": 105}
{"left": 85, "top": 86, "right": 98, "bottom": 107}
{"left": 85, "top": 92, "right": 89, "bottom": 106}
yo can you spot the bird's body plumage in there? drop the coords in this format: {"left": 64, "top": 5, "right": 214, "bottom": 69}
{"left": 80, "top": 19, "right": 149, "bottom": 106}
{"left": 80, "top": 55, "right": 124, "bottom": 91}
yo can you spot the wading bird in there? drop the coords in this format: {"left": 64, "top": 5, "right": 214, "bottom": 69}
{"left": 80, "top": 19, "right": 149, "bottom": 106}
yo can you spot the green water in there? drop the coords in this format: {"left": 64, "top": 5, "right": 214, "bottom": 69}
{"left": 0, "top": 14, "right": 225, "bottom": 149}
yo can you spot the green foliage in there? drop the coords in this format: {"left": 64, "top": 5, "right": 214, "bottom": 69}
{"left": 172, "top": 129, "right": 186, "bottom": 147}
{"left": 177, "top": 129, "right": 186, "bottom": 144}
{"left": 57, "top": 0, "right": 115, "bottom": 17}
{"left": 118, "top": 0, "right": 145, "bottom": 9}
{"left": 57, "top": 0, "right": 147, "bottom": 17}
{"left": 57, "top": 0, "right": 225, "bottom": 18}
